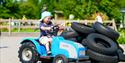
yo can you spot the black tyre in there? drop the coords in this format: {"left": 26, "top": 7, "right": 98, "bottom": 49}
{"left": 118, "top": 46, "right": 124, "bottom": 53}
{"left": 61, "top": 31, "right": 79, "bottom": 39}
{"left": 114, "top": 41, "right": 124, "bottom": 53}
{"left": 117, "top": 48, "right": 125, "bottom": 61}
{"left": 66, "top": 38, "right": 77, "bottom": 41}
{"left": 82, "top": 39, "right": 106, "bottom": 48}
{"left": 85, "top": 33, "right": 118, "bottom": 55}
{"left": 115, "top": 41, "right": 124, "bottom": 53}
{"left": 86, "top": 49, "right": 118, "bottom": 62}
{"left": 93, "top": 22, "right": 120, "bottom": 40}
{"left": 18, "top": 42, "right": 39, "bottom": 63}
{"left": 53, "top": 55, "right": 68, "bottom": 63}
{"left": 71, "top": 22, "right": 95, "bottom": 34}
{"left": 82, "top": 39, "right": 88, "bottom": 46}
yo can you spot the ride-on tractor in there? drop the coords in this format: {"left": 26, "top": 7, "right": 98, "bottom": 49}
{"left": 18, "top": 25, "right": 90, "bottom": 63}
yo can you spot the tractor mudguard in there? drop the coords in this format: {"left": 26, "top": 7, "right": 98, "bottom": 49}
{"left": 20, "top": 38, "right": 47, "bottom": 56}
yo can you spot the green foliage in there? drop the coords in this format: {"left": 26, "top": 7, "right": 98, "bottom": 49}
{"left": 0, "top": 6, "right": 10, "bottom": 18}
{"left": 0, "top": 0, "right": 125, "bottom": 20}
{"left": 19, "top": 2, "right": 37, "bottom": 19}
{"left": 117, "top": 29, "right": 125, "bottom": 44}
{"left": 0, "top": 0, "right": 41, "bottom": 19}
{"left": 0, "top": 0, "right": 20, "bottom": 18}
{"left": 98, "top": 0, "right": 122, "bottom": 21}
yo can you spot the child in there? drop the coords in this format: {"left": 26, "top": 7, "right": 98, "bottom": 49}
{"left": 39, "top": 11, "right": 53, "bottom": 54}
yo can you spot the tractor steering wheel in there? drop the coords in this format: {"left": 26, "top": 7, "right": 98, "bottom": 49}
{"left": 50, "top": 24, "right": 59, "bottom": 36}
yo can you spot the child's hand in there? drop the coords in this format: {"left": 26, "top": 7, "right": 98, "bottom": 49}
{"left": 48, "top": 27, "right": 52, "bottom": 30}
{"left": 58, "top": 24, "right": 65, "bottom": 30}
{"left": 41, "top": 27, "right": 52, "bottom": 30}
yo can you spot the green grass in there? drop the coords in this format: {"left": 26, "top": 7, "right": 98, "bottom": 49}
{"left": 1, "top": 28, "right": 40, "bottom": 32}
{"left": 12, "top": 28, "right": 40, "bottom": 32}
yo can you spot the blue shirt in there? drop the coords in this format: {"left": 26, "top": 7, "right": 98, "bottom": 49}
{"left": 39, "top": 22, "right": 53, "bottom": 36}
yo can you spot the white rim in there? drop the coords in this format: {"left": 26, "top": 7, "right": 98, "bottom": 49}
{"left": 22, "top": 48, "right": 32, "bottom": 61}
{"left": 56, "top": 58, "right": 63, "bottom": 63}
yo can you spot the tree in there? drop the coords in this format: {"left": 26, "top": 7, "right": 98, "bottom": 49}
{"left": 0, "top": 0, "right": 125, "bottom": 21}
{"left": 0, "top": 0, "right": 20, "bottom": 18}
{"left": 18, "top": 0, "right": 41, "bottom": 19}
{"left": 97, "top": 0, "right": 122, "bottom": 21}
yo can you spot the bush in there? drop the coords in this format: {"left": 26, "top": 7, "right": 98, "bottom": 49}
{"left": 1, "top": 28, "right": 8, "bottom": 32}
{"left": 117, "top": 29, "right": 125, "bottom": 44}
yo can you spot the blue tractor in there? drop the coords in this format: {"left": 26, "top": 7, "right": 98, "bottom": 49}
{"left": 18, "top": 26, "right": 90, "bottom": 63}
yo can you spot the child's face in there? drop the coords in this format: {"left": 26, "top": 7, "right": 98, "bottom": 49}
{"left": 96, "top": 12, "right": 100, "bottom": 16}
{"left": 43, "top": 16, "right": 52, "bottom": 24}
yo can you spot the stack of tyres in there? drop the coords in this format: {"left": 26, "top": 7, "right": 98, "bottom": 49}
{"left": 84, "top": 33, "right": 118, "bottom": 63}
{"left": 90, "top": 22, "right": 125, "bottom": 63}
{"left": 61, "top": 22, "right": 95, "bottom": 43}
{"left": 61, "top": 22, "right": 125, "bottom": 63}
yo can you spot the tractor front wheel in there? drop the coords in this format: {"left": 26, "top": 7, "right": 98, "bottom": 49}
{"left": 18, "top": 42, "right": 39, "bottom": 63}
{"left": 53, "top": 55, "right": 68, "bottom": 63}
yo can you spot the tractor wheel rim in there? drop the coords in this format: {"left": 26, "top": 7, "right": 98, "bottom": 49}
{"left": 22, "top": 48, "right": 32, "bottom": 61}
{"left": 56, "top": 58, "right": 63, "bottom": 63}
